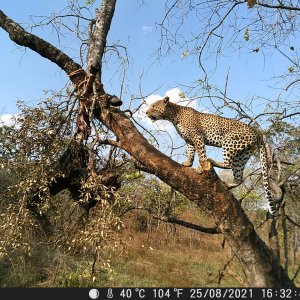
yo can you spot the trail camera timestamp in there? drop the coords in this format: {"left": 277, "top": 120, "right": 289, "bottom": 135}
{"left": 113, "top": 288, "right": 300, "bottom": 300}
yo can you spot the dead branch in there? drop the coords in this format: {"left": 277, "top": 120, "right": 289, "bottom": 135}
{"left": 218, "top": 254, "right": 235, "bottom": 285}
{"left": 154, "top": 215, "right": 221, "bottom": 234}
{"left": 118, "top": 205, "right": 221, "bottom": 234}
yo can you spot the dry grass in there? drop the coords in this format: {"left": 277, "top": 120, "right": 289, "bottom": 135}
{"left": 1, "top": 207, "right": 299, "bottom": 287}
{"left": 102, "top": 211, "right": 246, "bottom": 287}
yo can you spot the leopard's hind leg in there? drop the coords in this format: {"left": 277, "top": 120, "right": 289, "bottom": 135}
{"left": 208, "top": 140, "right": 239, "bottom": 169}
{"left": 227, "top": 149, "right": 253, "bottom": 188}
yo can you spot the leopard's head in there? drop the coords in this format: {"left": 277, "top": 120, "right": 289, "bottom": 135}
{"left": 146, "top": 96, "right": 170, "bottom": 121}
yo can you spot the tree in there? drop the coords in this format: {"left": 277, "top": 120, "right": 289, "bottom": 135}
{"left": 0, "top": 0, "right": 297, "bottom": 287}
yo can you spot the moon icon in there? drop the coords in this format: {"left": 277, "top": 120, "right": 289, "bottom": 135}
{"left": 89, "top": 289, "right": 99, "bottom": 299}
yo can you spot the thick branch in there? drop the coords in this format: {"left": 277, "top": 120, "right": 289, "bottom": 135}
{"left": 87, "top": 0, "right": 117, "bottom": 82}
{"left": 0, "top": 9, "right": 123, "bottom": 108}
{"left": 0, "top": 6, "right": 294, "bottom": 288}
{"left": 0, "top": 10, "right": 84, "bottom": 86}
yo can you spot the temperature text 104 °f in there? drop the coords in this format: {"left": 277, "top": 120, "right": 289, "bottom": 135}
{"left": 153, "top": 289, "right": 173, "bottom": 298}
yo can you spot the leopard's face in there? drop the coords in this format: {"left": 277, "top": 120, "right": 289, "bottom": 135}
{"left": 146, "top": 97, "right": 170, "bottom": 121}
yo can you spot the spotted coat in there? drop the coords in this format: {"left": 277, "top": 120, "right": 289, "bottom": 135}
{"left": 146, "top": 96, "right": 276, "bottom": 216}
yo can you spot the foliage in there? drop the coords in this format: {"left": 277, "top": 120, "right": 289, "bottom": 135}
{"left": 86, "top": 0, "right": 96, "bottom": 5}
{"left": 0, "top": 98, "right": 68, "bottom": 257}
{"left": 120, "top": 170, "right": 187, "bottom": 218}
{"left": 0, "top": 95, "right": 125, "bottom": 283}
{"left": 267, "top": 120, "right": 300, "bottom": 158}
{"left": 244, "top": 28, "right": 250, "bottom": 42}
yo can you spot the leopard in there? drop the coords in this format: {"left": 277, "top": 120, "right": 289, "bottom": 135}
{"left": 146, "top": 96, "right": 276, "bottom": 216}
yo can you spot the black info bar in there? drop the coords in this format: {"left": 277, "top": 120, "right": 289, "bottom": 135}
{"left": 0, "top": 288, "right": 299, "bottom": 300}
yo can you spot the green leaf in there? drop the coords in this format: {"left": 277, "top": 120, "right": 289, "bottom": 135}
{"left": 86, "top": 0, "right": 96, "bottom": 5}
{"left": 121, "top": 171, "right": 143, "bottom": 180}
{"left": 181, "top": 50, "right": 189, "bottom": 58}
{"left": 179, "top": 92, "right": 186, "bottom": 98}
{"left": 244, "top": 28, "right": 250, "bottom": 42}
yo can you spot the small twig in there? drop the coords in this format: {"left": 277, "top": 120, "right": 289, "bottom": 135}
{"left": 99, "top": 138, "right": 120, "bottom": 147}
{"left": 223, "top": 67, "right": 230, "bottom": 105}
{"left": 286, "top": 215, "right": 300, "bottom": 228}
{"left": 131, "top": 116, "right": 160, "bottom": 148}
{"left": 218, "top": 254, "right": 235, "bottom": 286}
{"left": 292, "top": 265, "right": 300, "bottom": 282}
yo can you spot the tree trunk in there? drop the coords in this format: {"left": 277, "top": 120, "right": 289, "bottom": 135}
{"left": 281, "top": 203, "right": 289, "bottom": 272}
{"left": 268, "top": 218, "right": 281, "bottom": 262}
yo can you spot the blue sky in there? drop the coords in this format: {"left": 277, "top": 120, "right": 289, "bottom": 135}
{"left": 1, "top": 0, "right": 298, "bottom": 201}
{"left": 1, "top": 0, "right": 294, "bottom": 120}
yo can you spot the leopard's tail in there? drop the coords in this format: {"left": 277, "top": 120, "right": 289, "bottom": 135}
{"left": 259, "top": 142, "right": 277, "bottom": 216}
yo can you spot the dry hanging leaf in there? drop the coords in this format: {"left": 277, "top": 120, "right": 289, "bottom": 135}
{"left": 248, "top": 0, "right": 256, "bottom": 8}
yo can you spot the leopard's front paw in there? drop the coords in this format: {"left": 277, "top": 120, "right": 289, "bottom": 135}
{"left": 196, "top": 165, "right": 203, "bottom": 174}
{"left": 200, "top": 160, "right": 213, "bottom": 172}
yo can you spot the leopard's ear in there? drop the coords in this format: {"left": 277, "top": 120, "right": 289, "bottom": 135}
{"left": 163, "top": 96, "right": 170, "bottom": 103}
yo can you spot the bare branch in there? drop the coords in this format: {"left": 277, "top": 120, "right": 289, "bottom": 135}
{"left": 257, "top": 1, "right": 300, "bottom": 11}
{"left": 86, "top": 0, "right": 117, "bottom": 82}
{"left": 198, "top": 2, "right": 240, "bottom": 78}
{"left": 286, "top": 215, "right": 300, "bottom": 228}
{"left": 0, "top": 10, "right": 84, "bottom": 86}
{"left": 99, "top": 138, "right": 120, "bottom": 147}
{"left": 118, "top": 206, "right": 221, "bottom": 234}
{"left": 156, "top": 215, "right": 221, "bottom": 234}
{"left": 218, "top": 254, "right": 235, "bottom": 285}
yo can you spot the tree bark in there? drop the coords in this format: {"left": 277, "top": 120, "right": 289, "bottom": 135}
{"left": 0, "top": 7, "right": 295, "bottom": 287}
{"left": 281, "top": 203, "right": 289, "bottom": 272}
{"left": 87, "top": 0, "right": 117, "bottom": 82}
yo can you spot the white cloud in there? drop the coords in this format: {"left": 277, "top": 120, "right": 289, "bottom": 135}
{"left": 0, "top": 114, "right": 17, "bottom": 127}
{"left": 135, "top": 87, "right": 197, "bottom": 129}
{"left": 165, "top": 87, "right": 181, "bottom": 102}
{"left": 133, "top": 89, "right": 182, "bottom": 156}
{"left": 142, "top": 25, "right": 153, "bottom": 35}
{"left": 135, "top": 93, "right": 160, "bottom": 122}
{"left": 166, "top": 87, "right": 198, "bottom": 109}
